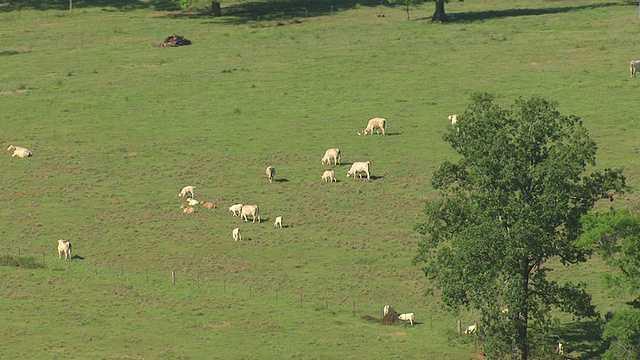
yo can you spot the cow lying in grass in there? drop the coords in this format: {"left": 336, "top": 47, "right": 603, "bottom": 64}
{"left": 7, "top": 145, "right": 33, "bottom": 158}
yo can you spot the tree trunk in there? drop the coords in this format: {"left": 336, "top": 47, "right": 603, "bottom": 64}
{"left": 431, "top": 0, "right": 446, "bottom": 22}
{"left": 211, "top": 1, "right": 222, "bottom": 16}
{"left": 514, "top": 263, "right": 530, "bottom": 360}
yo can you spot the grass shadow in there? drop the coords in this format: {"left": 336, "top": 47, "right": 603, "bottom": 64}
{"left": 0, "top": 0, "right": 177, "bottom": 12}
{"left": 274, "top": 178, "right": 289, "bottom": 183}
{"left": 444, "top": 2, "right": 628, "bottom": 23}
{"left": 560, "top": 319, "right": 607, "bottom": 359}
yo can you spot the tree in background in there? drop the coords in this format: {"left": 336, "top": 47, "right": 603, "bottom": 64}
{"left": 414, "top": 93, "right": 628, "bottom": 359}
{"left": 578, "top": 210, "right": 640, "bottom": 360}
{"left": 387, "top": 0, "right": 463, "bottom": 22}
{"left": 173, "top": 0, "right": 221, "bottom": 16}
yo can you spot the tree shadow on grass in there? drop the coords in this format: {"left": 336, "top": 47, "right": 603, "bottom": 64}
{"left": 1, "top": 0, "right": 631, "bottom": 25}
{"left": 0, "top": 0, "right": 179, "bottom": 12}
{"left": 414, "top": 2, "right": 630, "bottom": 23}
{"left": 163, "top": 0, "right": 630, "bottom": 25}
{"left": 560, "top": 319, "right": 607, "bottom": 359}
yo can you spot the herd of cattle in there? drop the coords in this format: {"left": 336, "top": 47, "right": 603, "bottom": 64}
{"left": 6, "top": 116, "right": 453, "bottom": 328}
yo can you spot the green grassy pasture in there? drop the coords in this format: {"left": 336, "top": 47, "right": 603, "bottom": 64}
{"left": 1, "top": 0, "right": 639, "bottom": 358}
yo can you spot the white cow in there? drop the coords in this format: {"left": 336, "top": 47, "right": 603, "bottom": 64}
{"left": 322, "top": 170, "right": 336, "bottom": 183}
{"left": 241, "top": 204, "right": 260, "bottom": 223}
{"left": 186, "top": 198, "right": 199, "bottom": 206}
{"left": 448, "top": 114, "right": 458, "bottom": 126}
{"left": 57, "top": 239, "right": 72, "bottom": 261}
{"left": 266, "top": 166, "right": 275, "bottom": 183}
{"left": 630, "top": 60, "right": 640, "bottom": 78}
{"left": 362, "top": 117, "right": 387, "bottom": 136}
{"left": 398, "top": 313, "right": 414, "bottom": 326}
{"left": 463, "top": 323, "right": 477, "bottom": 334}
{"left": 556, "top": 342, "right": 564, "bottom": 355}
{"left": 7, "top": 145, "right": 33, "bottom": 158}
{"left": 228, "top": 204, "right": 243, "bottom": 217}
{"left": 321, "top": 148, "right": 341, "bottom": 165}
{"left": 274, "top": 216, "right": 283, "bottom": 228}
{"left": 178, "top": 186, "right": 196, "bottom": 198}
{"left": 383, "top": 305, "right": 397, "bottom": 317}
{"left": 346, "top": 161, "right": 371, "bottom": 180}
{"left": 232, "top": 228, "right": 242, "bottom": 241}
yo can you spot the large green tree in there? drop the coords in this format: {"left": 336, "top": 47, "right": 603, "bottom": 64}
{"left": 414, "top": 93, "right": 628, "bottom": 359}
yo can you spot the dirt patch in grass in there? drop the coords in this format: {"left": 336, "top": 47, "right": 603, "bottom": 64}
{"left": 0, "top": 90, "right": 29, "bottom": 95}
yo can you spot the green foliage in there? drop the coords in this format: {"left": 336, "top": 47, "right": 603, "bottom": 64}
{"left": 415, "top": 92, "right": 628, "bottom": 359}
{"left": 578, "top": 210, "right": 640, "bottom": 359}
{"left": 173, "top": 0, "right": 197, "bottom": 10}
{"left": 578, "top": 210, "right": 640, "bottom": 297}
{"left": 602, "top": 310, "right": 640, "bottom": 360}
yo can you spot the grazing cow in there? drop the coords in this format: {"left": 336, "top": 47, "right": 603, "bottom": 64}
{"left": 322, "top": 170, "right": 336, "bottom": 183}
{"left": 57, "top": 239, "right": 72, "bottom": 261}
{"left": 178, "top": 186, "right": 196, "bottom": 198}
{"left": 241, "top": 204, "right": 260, "bottom": 223}
{"left": 556, "top": 342, "right": 564, "bottom": 355}
{"left": 630, "top": 60, "right": 640, "bottom": 78}
{"left": 463, "top": 323, "right": 477, "bottom": 334}
{"left": 266, "top": 166, "right": 275, "bottom": 183}
{"left": 228, "top": 204, "right": 243, "bottom": 217}
{"left": 186, "top": 198, "right": 199, "bottom": 206}
{"left": 201, "top": 201, "right": 216, "bottom": 209}
{"left": 321, "top": 148, "right": 341, "bottom": 165}
{"left": 7, "top": 145, "right": 33, "bottom": 158}
{"left": 398, "top": 313, "right": 414, "bottom": 326}
{"left": 448, "top": 114, "right": 458, "bottom": 126}
{"left": 232, "top": 228, "right": 242, "bottom": 241}
{"left": 274, "top": 216, "right": 283, "bottom": 228}
{"left": 383, "top": 305, "right": 397, "bottom": 317}
{"left": 346, "top": 161, "right": 371, "bottom": 180}
{"left": 180, "top": 204, "right": 197, "bottom": 213}
{"left": 361, "top": 117, "right": 387, "bottom": 136}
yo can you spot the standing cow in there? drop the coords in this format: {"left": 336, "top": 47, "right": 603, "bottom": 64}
{"left": 346, "top": 161, "right": 371, "bottom": 180}
{"left": 360, "top": 117, "right": 387, "bottom": 136}
{"left": 57, "top": 239, "right": 72, "bottom": 261}
{"left": 241, "top": 204, "right": 261, "bottom": 223}
{"left": 266, "top": 166, "right": 275, "bottom": 183}
{"left": 321, "top": 148, "right": 341, "bottom": 165}
{"left": 630, "top": 60, "right": 640, "bottom": 78}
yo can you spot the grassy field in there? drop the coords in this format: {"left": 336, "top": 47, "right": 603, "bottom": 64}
{"left": 1, "top": 0, "right": 639, "bottom": 358}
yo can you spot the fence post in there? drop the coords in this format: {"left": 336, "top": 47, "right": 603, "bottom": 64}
{"left": 171, "top": 271, "right": 176, "bottom": 286}
{"left": 457, "top": 319, "right": 461, "bottom": 334}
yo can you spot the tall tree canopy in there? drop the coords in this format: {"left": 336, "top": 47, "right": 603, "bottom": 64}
{"left": 414, "top": 93, "right": 628, "bottom": 359}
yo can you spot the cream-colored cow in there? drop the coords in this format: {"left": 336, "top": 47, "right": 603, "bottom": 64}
{"left": 362, "top": 117, "right": 387, "bottom": 136}
{"left": 321, "top": 148, "right": 341, "bottom": 165}
{"left": 241, "top": 205, "right": 260, "bottom": 223}
{"left": 7, "top": 145, "right": 33, "bottom": 158}
{"left": 322, "top": 170, "right": 336, "bottom": 183}
{"left": 57, "top": 239, "right": 72, "bottom": 261}
{"left": 346, "top": 161, "right": 371, "bottom": 180}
